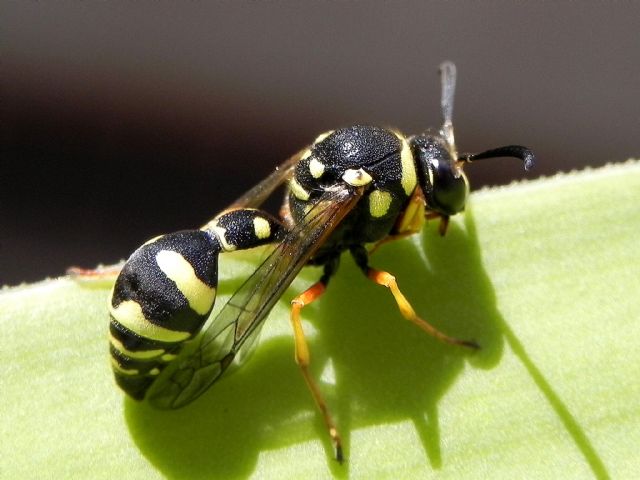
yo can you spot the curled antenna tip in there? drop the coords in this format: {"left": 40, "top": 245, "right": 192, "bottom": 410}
{"left": 459, "top": 145, "right": 536, "bottom": 172}
{"left": 522, "top": 150, "right": 536, "bottom": 171}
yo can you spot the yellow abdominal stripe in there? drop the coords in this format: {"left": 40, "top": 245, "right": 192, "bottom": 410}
{"left": 109, "top": 300, "right": 191, "bottom": 343}
{"left": 109, "top": 333, "right": 164, "bottom": 360}
{"left": 252, "top": 216, "right": 272, "bottom": 239}
{"left": 210, "top": 224, "right": 236, "bottom": 252}
{"left": 155, "top": 250, "right": 216, "bottom": 315}
{"left": 141, "top": 234, "right": 163, "bottom": 247}
{"left": 109, "top": 357, "right": 160, "bottom": 377}
{"left": 110, "top": 357, "right": 139, "bottom": 376}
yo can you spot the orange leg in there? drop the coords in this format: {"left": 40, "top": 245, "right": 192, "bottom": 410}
{"left": 366, "top": 268, "right": 479, "bottom": 349}
{"left": 67, "top": 264, "right": 122, "bottom": 281}
{"left": 290, "top": 281, "right": 344, "bottom": 462}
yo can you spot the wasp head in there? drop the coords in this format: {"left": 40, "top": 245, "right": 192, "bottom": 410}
{"left": 410, "top": 133, "right": 469, "bottom": 216}
{"left": 410, "top": 133, "right": 535, "bottom": 219}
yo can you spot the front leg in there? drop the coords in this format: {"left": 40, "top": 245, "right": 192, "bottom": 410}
{"left": 350, "top": 245, "right": 478, "bottom": 349}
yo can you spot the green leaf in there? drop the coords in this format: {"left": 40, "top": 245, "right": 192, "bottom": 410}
{"left": 2, "top": 161, "right": 639, "bottom": 479}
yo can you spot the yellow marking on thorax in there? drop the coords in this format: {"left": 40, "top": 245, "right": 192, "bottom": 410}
{"left": 109, "top": 333, "right": 165, "bottom": 359}
{"left": 253, "top": 216, "right": 272, "bottom": 239}
{"left": 313, "top": 130, "right": 334, "bottom": 145}
{"left": 300, "top": 148, "right": 312, "bottom": 161}
{"left": 156, "top": 250, "right": 216, "bottom": 315}
{"left": 290, "top": 177, "right": 311, "bottom": 201}
{"left": 369, "top": 190, "right": 393, "bottom": 218}
{"left": 342, "top": 168, "right": 372, "bottom": 187}
{"left": 399, "top": 136, "right": 417, "bottom": 195}
{"left": 109, "top": 299, "right": 191, "bottom": 343}
{"left": 309, "top": 158, "right": 325, "bottom": 179}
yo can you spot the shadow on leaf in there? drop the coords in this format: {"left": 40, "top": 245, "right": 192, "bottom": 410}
{"left": 125, "top": 207, "right": 505, "bottom": 478}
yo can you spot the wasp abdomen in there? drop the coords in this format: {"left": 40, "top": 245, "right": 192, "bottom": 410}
{"left": 109, "top": 209, "right": 283, "bottom": 399}
{"left": 109, "top": 229, "right": 221, "bottom": 398}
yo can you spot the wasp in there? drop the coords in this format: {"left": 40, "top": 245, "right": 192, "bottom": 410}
{"left": 103, "top": 62, "right": 535, "bottom": 462}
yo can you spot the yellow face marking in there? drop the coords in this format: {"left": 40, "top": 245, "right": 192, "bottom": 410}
{"left": 109, "top": 333, "right": 164, "bottom": 360}
{"left": 110, "top": 357, "right": 139, "bottom": 376}
{"left": 109, "top": 299, "right": 191, "bottom": 343}
{"left": 342, "top": 168, "right": 372, "bottom": 187}
{"left": 399, "top": 136, "right": 418, "bottom": 196}
{"left": 313, "top": 130, "right": 334, "bottom": 145}
{"left": 253, "top": 216, "right": 271, "bottom": 240}
{"left": 289, "top": 177, "right": 311, "bottom": 201}
{"left": 369, "top": 189, "right": 392, "bottom": 218}
{"left": 156, "top": 250, "right": 216, "bottom": 315}
{"left": 309, "top": 158, "right": 325, "bottom": 179}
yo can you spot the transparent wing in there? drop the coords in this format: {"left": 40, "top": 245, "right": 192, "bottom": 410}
{"left": 148, "top": 185, "right": 363, "bottom": 408}
{"left": 227, "top": 149, "right": 305, "bottom": 210}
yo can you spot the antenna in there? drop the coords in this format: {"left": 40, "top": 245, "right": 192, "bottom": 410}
{"left": 439, "top": 61, "right": 457, "bottom": 155}
{"left": 459, "top": 145, "right": 536, "bottom": 171}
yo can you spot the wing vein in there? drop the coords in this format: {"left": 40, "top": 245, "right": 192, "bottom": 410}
{"left": 148, "top": 185, "right": 362, "bottom": 408}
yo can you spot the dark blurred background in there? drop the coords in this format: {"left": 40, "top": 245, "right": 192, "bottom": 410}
{"left": 2, "top": 3, "right": 639, "bottom": 285}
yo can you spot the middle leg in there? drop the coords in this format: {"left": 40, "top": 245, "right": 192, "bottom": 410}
{"left": 289, "top": 259, "right": 344, "bottom": 462}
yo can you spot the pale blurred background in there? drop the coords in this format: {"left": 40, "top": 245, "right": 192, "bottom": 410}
{"left": 2, "top": 3, "right": 639, "bottom": 284}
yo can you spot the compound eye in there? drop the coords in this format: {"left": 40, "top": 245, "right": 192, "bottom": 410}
{"left": 410, "top": 134, "right": 468, "bottom": 216}
{"left": 431, "top": 159, "right": 468, "bottom": 216}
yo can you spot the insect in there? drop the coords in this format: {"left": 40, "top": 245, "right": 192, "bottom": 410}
{"left": 105, "top": 62, "right": 535, "bottom": 462}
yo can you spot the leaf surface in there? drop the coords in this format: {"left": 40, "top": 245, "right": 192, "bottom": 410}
{"left": 2, "top": 161, "right": 639, "bottom": 479}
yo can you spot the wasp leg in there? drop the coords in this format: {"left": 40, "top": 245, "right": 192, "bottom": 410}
{"left": 350, "top": 246, "right": 478, "bottom": 349}
{"left": 425, "top": 212, "right": 450, "bottom": 236}
{"left": 368, "top": 231, "right": 415, "bottom": 255}
{"left": 290, "top": 262, "right": 343, "bottom": 462}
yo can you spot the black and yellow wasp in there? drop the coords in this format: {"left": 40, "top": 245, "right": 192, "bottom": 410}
{"left": 102, "top": 62, "right": 534, "bottom": 461}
